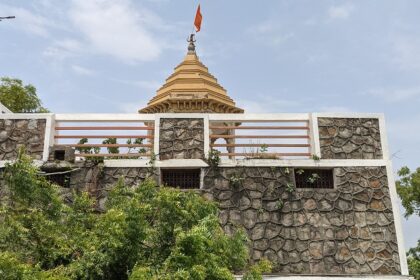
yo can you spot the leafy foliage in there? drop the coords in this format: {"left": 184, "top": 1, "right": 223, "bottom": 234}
{"left": 102, "top": 137, "right": 119, "bottom": 155}
{"left": 0, "top": 152, "right": 269, "bottom": 279}
{"left": 242, "top": 259, "right": 272, "bottom": 280}
{"left": 206, "top": 149, "right": 221, "bottom": 167}
{"left": 406, "top": 243, "right": 420, "bottom": 280}
{"left": 396, "top": 166, "right": 420, "bottom": 279}
{"left": 126, "top": 138, "right": 146, "bottom": 154}
{"left": 259, "top": 144, "right": 268, "bottom": 154}
{"left": 74, "top": 138, "right": 102, "bottom": 162}
{"left": 0, "top": 77, "right": 48, "bottom": 113}
{"left": 397, "top": 166, "right": 420, "bottom": 217}
{"left": 229, "top": 174, "right": 244, "bottom": 188}
{"left": 307, "top": 173, "right": 321, "bottom": 184}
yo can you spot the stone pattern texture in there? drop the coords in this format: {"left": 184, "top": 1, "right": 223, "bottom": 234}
{"left": 202, "top": 166, "right": 400, "bottom": 275}
{"left": 0, "top": 119, "right": 46, "bottom": 160}
{"left": 318, "top": 118, "right": 383, "bottom": 159}
{"left": 159, "top": 118, "right": 204, "bottom": 160}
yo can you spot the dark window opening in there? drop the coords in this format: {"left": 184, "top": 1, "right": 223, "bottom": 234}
{"left": 54, "top": 150, "right": 66, "bottom": 161}
{"left": 161, "top": 169, "right": 201, "bottom": 189}
{"left": 294, "top": 168, "right": 334, "bottom": 189}
{"left": 46, "top": 174, "right": 71, "bottom": 188}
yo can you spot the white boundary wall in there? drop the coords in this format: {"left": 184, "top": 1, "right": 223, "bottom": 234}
{"left": 0, "top": 112, "right": 410, "bottom": 276}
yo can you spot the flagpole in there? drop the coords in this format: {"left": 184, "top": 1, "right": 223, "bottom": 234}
{"left": 188, "top": 3, "right": 201, "bottom": 49}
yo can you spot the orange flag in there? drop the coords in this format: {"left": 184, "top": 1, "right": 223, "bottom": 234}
{"left": 194, "top": 5, "right": 202, "bottom": 32}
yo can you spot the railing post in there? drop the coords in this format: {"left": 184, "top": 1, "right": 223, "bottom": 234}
{"left": 153, "top": 115, "right": 160, "bottom": 160}
{"left": 309, "top": 113, "right": 321, "bottom": 158}
{"left": 203, "top": 114, "right": 210, "bottom": 157}
{"left": 42, "top": 113, "right": 55, "bottom": 161}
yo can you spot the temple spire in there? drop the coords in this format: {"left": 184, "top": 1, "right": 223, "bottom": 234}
{"left": 187, "top": 34, "right": 196, "bottom": 54}
{"left": 138, "top": 33, "right": 244, "bottom": 114}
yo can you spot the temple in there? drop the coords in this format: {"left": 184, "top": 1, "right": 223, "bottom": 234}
{"left": 0, "top": 36, "right": 413, "bottom": 279}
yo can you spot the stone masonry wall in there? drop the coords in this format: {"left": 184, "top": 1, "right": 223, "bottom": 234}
{"left": 202, "top": 166, "right": 400, "bottom": 275}
{"left": 0, "top": 119, "right": 46, "bottom": 160}
{"left": 318, "top": 118, "right": 382, "bottom": 159}
{"left": 159, "top": 118, "right": 204, "bottom": 160}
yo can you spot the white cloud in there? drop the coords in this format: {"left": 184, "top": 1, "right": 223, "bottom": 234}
{"left": 393, "top": 37, "right": 420, "bottom": 71}
{"left": 365, "top": 87, "right": 420, "bottom": 103}
{"left": 328, "top": 4, "right": 354, "bottom": 20}
{"left": 71, "top": 65, "right": 96, "bottom": 76}
{"left": 69, "top": 0, "right": 162, "bottom": 62}
{"left": 0, "top": 4, "right": 55, "bottom": 37}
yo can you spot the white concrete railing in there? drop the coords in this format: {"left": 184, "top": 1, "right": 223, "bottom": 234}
{"left": 53, "top": 113, "right": 320, "bottom": 160}
{"left": 54, "top": 114, "right": 155, "bottom": 159}
{"left": 207, "top": 113, "right": 316, "bottom": 160}
{"left": 0, "top": 113, "right": 323, "bottom": 161}
{"left": 0, "top": 112, "right": 394, "bottom": 162}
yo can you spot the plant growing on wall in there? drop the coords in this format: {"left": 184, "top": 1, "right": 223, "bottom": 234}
{"left": 296, "top": 169, "right": 304, "bottom": 175}
{"left": 244, "top": 144, "right": 279, "bottom": 160}
{"left": 312, "top": 154, "right": 321, "bottom": 161}
{"left": 276, "top": 199, "right": 284, "bottom": 210}
{"left": 307, "top": 173, "right": 321, "bottom": 184}
{"left": 206, "top": 149, "right": 221, "bottom": 167}
{"left": 229, "top": 173, "right": 244, "bottom": 188}
{"left": 285, "top": 182, "right": 295, "bottom": 193}
{"left": 274, "top": 168, "right": 297, "bottom": 211}
{"left": 259, "top": 144, "right": 268, "bottom": 153}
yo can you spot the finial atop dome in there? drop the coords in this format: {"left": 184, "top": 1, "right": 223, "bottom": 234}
{"left": 187, "top": 34, "right": 196, "bottom": 53}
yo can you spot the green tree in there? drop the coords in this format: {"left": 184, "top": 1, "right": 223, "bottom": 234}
{"left": 397, "top": 166, "right": 420, "bottom": 279}
{"left": 0, "top": 151, "right": 270, "bottom": 279}
{"left": 0, "top": 77, "right": 48, "bottom": 113}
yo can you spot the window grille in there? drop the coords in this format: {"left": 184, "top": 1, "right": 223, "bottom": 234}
{"left": 294, "top": 168, "right": 334, "bottom": 189}
{"left": 161, "top": 169, "right": 201, "bottom": 189}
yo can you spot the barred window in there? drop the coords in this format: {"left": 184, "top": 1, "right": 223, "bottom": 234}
{"left": 294, "top": 168, "right": 334, "bottom": 189}
{"left": 161, "top": 169, "right": 201, "bottom": 189}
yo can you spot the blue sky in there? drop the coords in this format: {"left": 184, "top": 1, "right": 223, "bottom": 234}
{"left": 1, "top": 0, "right": 419, "bottom": 249}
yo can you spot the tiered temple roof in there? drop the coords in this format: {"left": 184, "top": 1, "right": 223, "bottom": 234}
{"left": 139, "top": 36, "right": 243, "bottom": 113}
